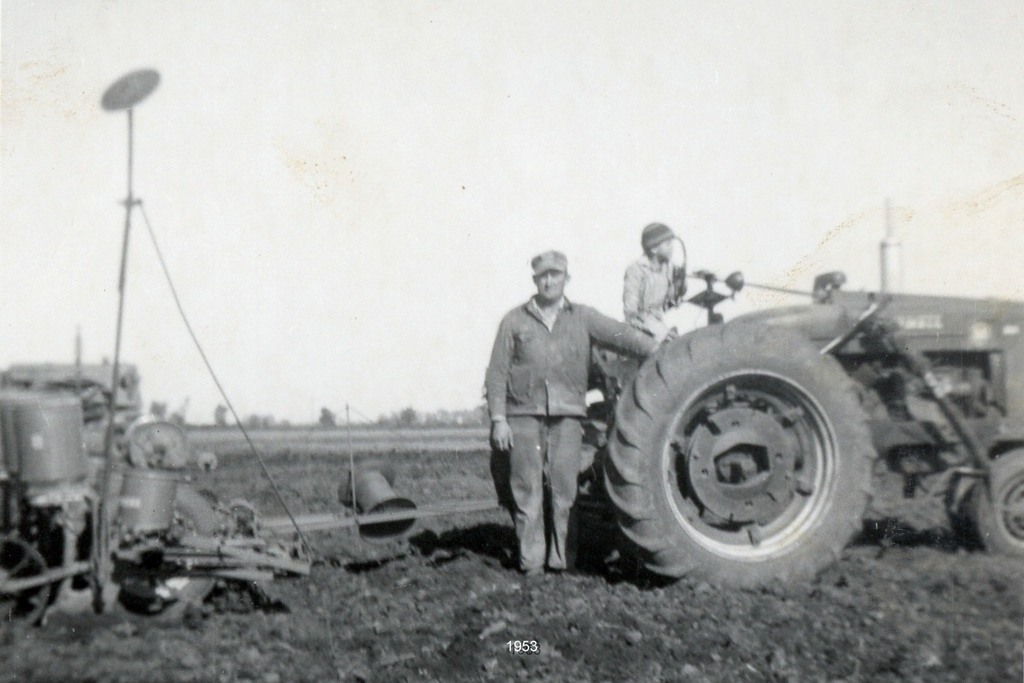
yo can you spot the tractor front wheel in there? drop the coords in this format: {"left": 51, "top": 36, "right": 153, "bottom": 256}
{"left": 971, "top": 449, "right": 1024, "bottom": 558}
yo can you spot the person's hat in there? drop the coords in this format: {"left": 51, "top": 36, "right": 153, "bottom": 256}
{"left": 641, "top": 222, "right": 675, "bottom": 252}
{"left": 530, "top": 250, "right": 568, "bottom": 275}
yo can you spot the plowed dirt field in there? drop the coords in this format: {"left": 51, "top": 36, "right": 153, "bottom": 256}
{"left": 3, "top": 435, "right": 1022, "bottom": 682}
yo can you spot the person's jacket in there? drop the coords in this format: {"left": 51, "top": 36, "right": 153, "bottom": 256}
{"left": 623, "top": 256, "right": 674, "bottom": 339}
{"left": 485, "top": 298, "right": 657, "bottom": 419}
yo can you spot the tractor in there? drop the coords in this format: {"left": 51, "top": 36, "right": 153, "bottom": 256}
{"left": 581, "top": 265, "right": 1024, "bottom": 587}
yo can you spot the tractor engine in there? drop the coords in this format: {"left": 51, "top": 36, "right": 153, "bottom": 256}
{"left": 925, "top": 361, "right": 994, "bottom": 418}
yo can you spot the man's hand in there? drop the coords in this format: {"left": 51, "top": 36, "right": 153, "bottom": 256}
{"left": 491, "top": 420, "right": 513, "bottom": 451}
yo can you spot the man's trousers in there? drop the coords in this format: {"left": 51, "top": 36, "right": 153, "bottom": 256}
{"left": 500, "top": 415, "right": 583, "bottom": 572}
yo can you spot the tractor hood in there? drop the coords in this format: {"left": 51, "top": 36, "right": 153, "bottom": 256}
{"left": 732, "top": 291, "right": 1024, "bottom": 345}
{"left": 730, "top": 290, "right": 1024, "bottom": 418}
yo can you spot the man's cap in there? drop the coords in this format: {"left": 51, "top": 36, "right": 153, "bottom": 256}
{"left": 531, "top": 250, "right": 568, "bottom": 275}
{"left": 641, "top": 222, "right": 675, "bottom": 252}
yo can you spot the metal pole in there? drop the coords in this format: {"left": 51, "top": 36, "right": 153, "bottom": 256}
{"left": 347, "top": 404, "right": 358, "bottom": 524}
{"left": 74, "top": 326, "right": 82, "bottom": 395}
{"left": 92, "top": 107, "right": 136, "bottom": 613}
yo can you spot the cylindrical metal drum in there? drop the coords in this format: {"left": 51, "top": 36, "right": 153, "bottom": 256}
{"left": 0, "top": 402, "right": 6, "bottom": 479}
{"left": 0, "top": 390, "right": 35, "bottom": 475}
{"left": 118, "top": 468, "right": 180, "bottom": 533}
{"left": 349, "top": 469, "right": 417, "bottom": 543}
{"left": 0, "top": 391, "right": 87, "bottom": 484}
{"left": 0, "top": 405, "right": 7, "bottom": 531}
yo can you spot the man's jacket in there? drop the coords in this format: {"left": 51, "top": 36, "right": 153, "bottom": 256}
{"left": 485, "top": 298, "right": 658, "bottom": 419}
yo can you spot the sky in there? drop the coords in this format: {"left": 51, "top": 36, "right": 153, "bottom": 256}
{"left": 2, "top": 1, "right": 1023, "bottom": 424}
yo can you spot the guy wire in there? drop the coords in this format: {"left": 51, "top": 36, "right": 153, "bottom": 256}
{"left": 137, "top": 203, "right": 314, "bottom": 557}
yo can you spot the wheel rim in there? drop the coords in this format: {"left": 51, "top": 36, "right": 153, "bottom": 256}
{"left": 0, "top": 535, "right": 52, "bottom": 624}
{"left": 995, "top": 474, "right": 1024, "bottom": 546}
{"left": 660, "top": 370, "right": 838, "bottom": 561}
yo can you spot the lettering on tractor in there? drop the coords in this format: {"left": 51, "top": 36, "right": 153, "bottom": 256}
{"left": 893, "top": 314, "right": 944, "bottom": 331}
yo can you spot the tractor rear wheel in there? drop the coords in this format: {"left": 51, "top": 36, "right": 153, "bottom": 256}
{"left": 605, "top": 323, "right": 875, "bottom": 587}
{"left": 970, "top": 449, "right": 1024, "bottom": 558}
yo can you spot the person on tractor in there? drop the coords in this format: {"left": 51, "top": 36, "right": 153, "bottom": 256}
{"left": 623, "top": 222, "right": 686, "bottom": 342}
{"left": 485, "top": 250, "right": 658, "bottom": 576}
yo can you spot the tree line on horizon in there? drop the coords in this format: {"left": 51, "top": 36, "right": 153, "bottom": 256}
{"left": 148, "top": 401, "right": 488, "bottom": 428}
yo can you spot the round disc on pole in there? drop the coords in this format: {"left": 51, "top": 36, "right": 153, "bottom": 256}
{"left": 102, "top": 69, "right": 160, "bottom": 111}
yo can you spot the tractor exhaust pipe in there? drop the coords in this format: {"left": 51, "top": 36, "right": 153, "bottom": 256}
{"left": 880, "top": 198, "right": 902, "bottom": 293}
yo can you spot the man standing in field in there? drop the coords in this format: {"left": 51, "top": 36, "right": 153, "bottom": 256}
{"left": 485, "top": 250, "right": 659, "bottom": 575}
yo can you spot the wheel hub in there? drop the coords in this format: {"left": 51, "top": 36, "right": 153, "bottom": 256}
{"left": 685, "top": 406, "right": 797, "bottom": 524}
